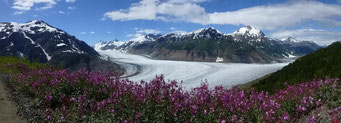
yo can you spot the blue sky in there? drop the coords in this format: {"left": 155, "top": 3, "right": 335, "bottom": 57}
{"left": 1, "top": 0, "right": 341, "bottom": 45}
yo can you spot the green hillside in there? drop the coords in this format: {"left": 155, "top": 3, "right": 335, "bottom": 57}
{"left": 252, "top": 42, "right": 341, "bottom": 93}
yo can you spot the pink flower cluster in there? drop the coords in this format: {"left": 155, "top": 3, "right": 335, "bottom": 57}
{"left": 12, "top": 67, "right": 340, "bottom": 122}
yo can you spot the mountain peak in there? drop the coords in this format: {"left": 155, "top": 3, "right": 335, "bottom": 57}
{"left": 194, "top": 27, "right": 220, "bottom": 33}
{"left": 233, "top": 25, "right": 263, "bottom": 36}
{"left": 192, "top": 27, "right": 224, "bottom": 39}
{"left": 129, "top": 34, "right": 159, "bottom": 43}
{"left": 232, "top": 25, "right": 265, "bottom": 42}
{"left": 94, "top": 40, "right": 125, "bottom": 51}
{"left": 281, "top": 37, "right": 299, "bottom": 42}
{"left": 0, "top": 20, "right": 61, "bottom": 34}
{"left": 26, "top": 20, "right": 48, "bottom": 25}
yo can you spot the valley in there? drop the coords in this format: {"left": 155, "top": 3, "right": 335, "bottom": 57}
{"left": 0, "top": 19, "right": 339, "bottom": 122}
{"left": 1, "top": 0, "right": 341, "bottom": 121}
{"left": 98, "top": 49, "right": 289, "bottom": 89}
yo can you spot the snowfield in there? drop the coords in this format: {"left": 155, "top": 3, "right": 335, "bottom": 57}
{"left": 98, "top": 50, "right": 289, "bottom": 90}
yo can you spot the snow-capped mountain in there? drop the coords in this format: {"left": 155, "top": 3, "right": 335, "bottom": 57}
{"left": 160, "top": 27, "right": 224, "bottom": 40}
{"left": 118, "top": 27, "right": 225, "bottom": 50}
{"left": 0, "top": 20, "right": 123, "bottom": 72}
{"left": 119, "top": 34, "right": 161, "bottom": 49}
{"left": 0, "top": 20, "right": 63, "bottom": 34}
{"left": 95, "top": 25, "right": 321, "bottom": 63}
{"left": 191, "top": 27, "right": 224, "bottom": 40}
{"left": 278, "top": 37, "right": 321, "bottom": 55}
{"left": 94, "top": 40, "right": 125, "bottom": 51}
{"left": 281, "top": 37, "right": 299, "bottom": 42}
{"left": 233, "top": 25, "right": 265, "bottom": 42}
{"left": 0, "top": 20, "right": 98, "bottom": 62}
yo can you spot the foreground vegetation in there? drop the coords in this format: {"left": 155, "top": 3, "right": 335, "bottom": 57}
{"left": 0, "top": 56, "right": 340, "bottom": 122}
{"left": 253, "top": 42, "right": 341, "bottom": 93}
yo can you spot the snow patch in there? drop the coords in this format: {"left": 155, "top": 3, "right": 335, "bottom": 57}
{"left": 56, "top": 43, "right": 67, "bottom": 47}
{"left": 23, "top": 32, "right": 51, "bottom": 61}
{"left": 62, "top": 49, "right": 84, "bottom": 54}
{"left": 23, "top": 32, "right": 35, "bottom": 44}
{"left": 62, "top": 50, "right": 73, "bottom": 53}
{"left": 6, "top": 42, "right": 14, "bottom": 51}
{"left": 94, "top": 42, "right": 105, "bottom": 51}
{"left": 288, "top": 54, "right": 296, "bottom": 58}
{"left": 233, "top": 25, "right": 261, "bottom": 36}
{"left": 216, "top": 57, "right": 224, "bottom": 62}
{"left": 71, "top": 44, "right": 85, "bottom": 54}
{"left": 18, "top": 52, "right": 24, "bottom": 58}
{"left": 9, "top": 42, "right": 14, "bottom": 47}
{"left": 38, "top": 44, "right": 51, "bottom": 61}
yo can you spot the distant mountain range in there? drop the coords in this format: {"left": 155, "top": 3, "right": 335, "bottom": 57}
{"left": 95, "top": 26, "right": 321, "bottom": 63}
{"left": 0, "top": 20, "right": 123, "bottom": 73}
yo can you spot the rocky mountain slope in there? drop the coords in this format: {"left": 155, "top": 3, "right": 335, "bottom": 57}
{"left": 96, "top": 26, "right": 321, "bottom": 63}
{"left": 0, "top": 20, "right": 123, "bottom": 73}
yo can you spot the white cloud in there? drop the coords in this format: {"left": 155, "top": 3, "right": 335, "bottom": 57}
{"left": 12, "top": 0, "right": 57, "bottom": 11}
{"left": 136, "top": 29, "right": 161, "bottom": 34}
{"left": 12, "top": 0, "right": 76, "bottom": 12}
{"left": 58, "top": 10, "right": 65, "bottom": 14}
{"left": 170, "top": 27, "right": 175, "bottom": 30}
{"left": 270, "top": 29, "right": 341, "bottom": 45}
{"left": 167, "top": 0, "right": 208, "bottom": 3}
{"left": 65, "top": 0, "right": 75, "bottom": 3}
{"left": 107, "top": 31, "right": 111, "bottom": 34}
{"left": 67, "top": 6, "right": 75, "bottom": 10}
{"left": 104, "top": 0, "right": 208, "bottom": 23}
{"left": 127, "top": 28, "right": 161, "bottom": 38}
{"left": 104, "top": 0, "right": 341, "bottom": 30}
{"left": 104, "top": 0, "right": 158, "bottom": 21}
{"left": 80, "top": 31, "right": 95, "bottom": 35}
{"left": 207, "top": 1, "right": 341, "bottom": 29}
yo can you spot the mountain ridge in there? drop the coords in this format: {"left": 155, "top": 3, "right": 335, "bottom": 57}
{"left": 95, "top": 26, "right": 321, "bottom": 63}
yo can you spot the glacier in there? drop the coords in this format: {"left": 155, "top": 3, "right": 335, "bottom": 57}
{"left": 98, "top": 49, "right": 289, "bottom": 90}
